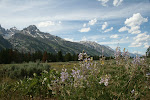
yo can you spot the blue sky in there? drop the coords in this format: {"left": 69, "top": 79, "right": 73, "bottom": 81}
{"left": 0, "top": 0, "right": 150, "bottom": 55}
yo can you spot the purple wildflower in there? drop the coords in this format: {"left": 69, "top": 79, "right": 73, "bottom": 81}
{"left": 122, "top": 48, "right": 130, "bottom": 61}
{"left": 71, "top": 69, "right": 83, "bottom": 80}
{"left": 78, "top": 52, "right": 87, "bottom": 61}
{"left": 114, "top": 46, "right": 121, "bottom": 64}
{"left": 60, "top": 69, "right": 69, "bottom": 82}
{"left": 132, "top": 55, "right": 141, "bottom": 66}
{"left": 99, "top": 75, "right": 110, "bottom": 86}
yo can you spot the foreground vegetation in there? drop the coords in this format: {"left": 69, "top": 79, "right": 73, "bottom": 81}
{"left": 0, "top": 47, "right": 150, "bottom": 100}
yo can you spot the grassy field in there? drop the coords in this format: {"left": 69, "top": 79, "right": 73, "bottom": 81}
{"left": 0, "top": 58, "right": 150, "bottom": 100}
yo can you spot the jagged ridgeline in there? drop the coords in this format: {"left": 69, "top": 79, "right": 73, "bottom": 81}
{"left": 0, "top": 24, "right": 115, "bottom": 56}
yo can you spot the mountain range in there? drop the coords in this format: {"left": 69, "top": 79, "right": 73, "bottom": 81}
{"left": 0, "top": 24, "right": 139, "bottom": 57}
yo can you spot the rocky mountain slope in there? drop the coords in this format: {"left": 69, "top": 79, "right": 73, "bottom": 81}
{"left": 0, "top": 25, "right": 102, "bottom": 55}
{"left": 0, "top": 24, "right": 138, "bottom": 57}
{"left": 80, "top": 41, "right": 114, "bottom": 56}
{"left": 0, "top": 35, "right": 12, "bottom": 50}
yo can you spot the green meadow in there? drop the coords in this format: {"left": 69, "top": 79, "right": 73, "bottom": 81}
{"left": 0, "top": 58, "right": 150, "bottom": 100}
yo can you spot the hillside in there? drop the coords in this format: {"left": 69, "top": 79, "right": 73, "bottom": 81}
{"left": 0, "top": 24, "right": 138, "bottom": 57}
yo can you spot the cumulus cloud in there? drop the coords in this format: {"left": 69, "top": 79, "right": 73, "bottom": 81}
{"left": 144, "top": 42, "right": 149, "bottom": 48}
{"left": 102, "top": 22, "right": 113, "bottom": 32}
{"left": 97, "top": 0, "right": 109, "bottom": 6}
{"left": 79, "top": 18, "right": 97, "bottom": 32}
{"left": 134, "top": 32, "right": 149, "bottom": 42}
{"left": 110, "top": 34, "right": 119, "bottom": 38}
{"left": 64, "top": 38, "right": 74, "bottom": 42}
{"left": 129, "top": 32, "right": 150, "bottom": 47}
{"left": 118, "top": 26, "right": 129, "bottom": 32}
{"left": 104, "top": 27, "right": 113, "bottom": 32}
{"left": 88, "top": 18, "right": 97, "bottom": 26}
{"left": 79, "top": 27, "right": 91, "bottom": 32}
{"left": 126, "top": 36, "right": 129, "bottom": 39}
{"left": 119, "top": 13, "right": 148, "bottom": 34}
{"left": 113, "top": 0, "right": 123, "bottom": 6}
{"left": 102, "top": 22, "right": 108, "bottom": 30}
{"left": 83, "top": 23, "right": 86, "bottom": 27}
{"left": 37, "top": 21, "right": 62, "bottom": 27}
{"left": 38, "top": 21, "right": 55, "bottom": 27}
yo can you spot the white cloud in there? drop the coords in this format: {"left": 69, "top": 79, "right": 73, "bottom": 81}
{"left": 83, "top": 23, "right": 86, "bottom": 27}
{"left": 88, "top": 18, "right": 97, "bottom": 26}
{"left": 79, "top": 27, "right": 91, "bottom": 32}
{"left": 37, "top": 21, "right": 55, "bottom": 27}
{"left": 144, "top": 42, "right": 149, "bottom": 48}
{"left": 128, "top": 26, "right": 141, "bottom": 34}
{"left": 110, "top": 34, "right": 119, "bottom": 38}
{"left": 102, "top": 22, "right": 108, "bottom": 30}
{"left": 58, "top": 21, "right": 62, "bottom": 24}
{"left": 118, "top": 26, "right": 129, "bottom": 32}
{"left": 64, "top": 38, "right": 74, "bottom": 42}
{"left": 125, "top": 13, "right": 148, "bottom": 27}
{"left": 126, "top": 36, "right": 129, "bottom": 39}
{"left": 79, "top": 18, "right": 96, "bottom": 32}
{"left": 99, "top": 39, "right": 130, "bottom": 45}
{"left": 113, "top": 0, "right": 123, "bottom": 7}
{"left": 134, "top": 32, "right": 149, "bottom": 42}
{"left": 132, "top": 51, "right": 144, "bottom": 55}
{"left": 102, "top": 22, "right": 113, "bottom": 33}
{"left": 97, "top": 0, "right": 109, "bottom": 6}
{"left": 130, "top": 42, "right": 142, "bottom": 47}
{"left": 119, "top": 13, "right": 148, "bottom": 34}
{"left": 81, "top": 36, "right": 87, "bottom": 41}
{"left": 104, "top": 27, "right": 113, "bottom": 32}
{"left": 129, "top": 32, "right": 150, "bottom": 47}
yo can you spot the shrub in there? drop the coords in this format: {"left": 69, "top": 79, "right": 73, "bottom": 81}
{"left": 0, "top": 62, "right": 51, "bottom": 79}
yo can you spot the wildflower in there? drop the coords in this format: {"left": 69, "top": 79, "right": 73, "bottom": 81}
{"left": 78, "top": 50, "right": 88, "bottom": 61}
{"left": 99, "top": 75, "right": 110, "bottom": 86}
{"left": 146, "top": 73, "right": 150, "bottom": 77}
{"left": 101, "top": 60, "right": 104, "bottom": 65}
{"left": 122, "top": 48, "right": 130, "bottom": 61}
{"left": 71, "top": 68, "right": 84, "bottom": 87}
{"left": 84, "top": 58, "right": 88, "bottom": 63}
{"left": 90, "top": 57, "right": 93, "bottom": 62}
{"left": 33, "top": 73, "right": 37, "bottom": 77}
{"left": 71, "top": 69, "right": 83, "bottom": 80}
{"left": 42, "top": 78, "right": 47, "bottom": 84}
{"left": 104, "top": 80, "right": 108, "bottom": 86}
{"left": 78, "top": 53, "right": 83, "bottom": 60}
{"left": 114, "top": 46, "right": 121, "bottom": 64}
{"left": 44, "top": 78, "right": 47, "bottom": 81}
{"left": 60, "top": 68, "right": 69, "bottom": 82}
{"left": 99, "top": 78, "right": 109, "bottom": 86}
{"left": 132, "top": 55, "right": 141, "bottom": 66}
{"left": 99, "top": 78, "right": 104, "bottom": 84}
{"left": 131, "top": 89, "right": 135, "bottom": 94}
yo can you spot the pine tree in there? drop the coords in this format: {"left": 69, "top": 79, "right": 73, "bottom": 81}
{"left": 64, "top": 53, "right": 72, "bottom": 61}
{"left": 57, "top": 51, "right": 63, "bottom": 62}
{"left": 42, "top": 51, "right": 48, "bottom": 62}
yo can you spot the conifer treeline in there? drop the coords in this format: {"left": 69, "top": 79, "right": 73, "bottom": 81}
{"left": 0, "top": 49, "right": 100, "bottom": 64}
